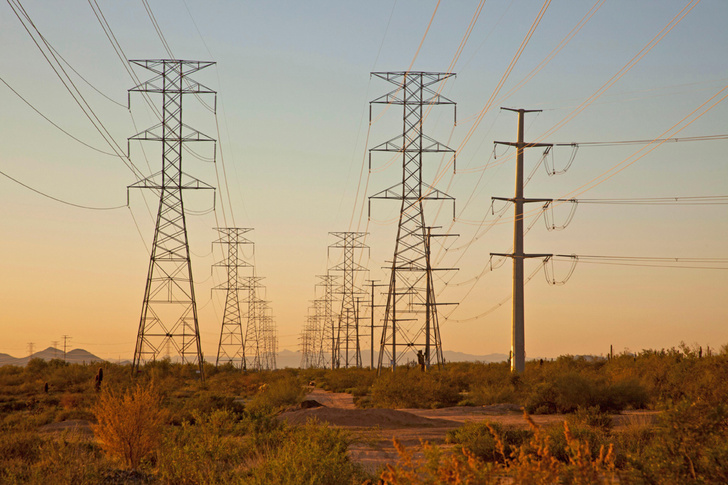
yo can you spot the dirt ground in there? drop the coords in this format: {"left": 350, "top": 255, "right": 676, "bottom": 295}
{"left": 36, "top": 387, "right": 659, "bottom": 476}
{"left": 280, "top": 388, "right": 660, "bottom": 474}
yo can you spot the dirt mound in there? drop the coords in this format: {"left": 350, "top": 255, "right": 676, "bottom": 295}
{"left": 305, "top": 388, "right": 355, "bottom": 409}
{"left": 279, "top": 407, "right": 460, "bottom": 428}
{"left": 300, "top": 399, "right": 324, "bottom": 409}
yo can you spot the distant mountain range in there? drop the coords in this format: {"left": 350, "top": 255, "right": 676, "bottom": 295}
{"left": 274, "top": 349, "right": 508, "bottom": 369}
{"left": 0, "top": 347, "right": 103, "bottom": 367}
{"left": 0, "top": 347, "right": 507, "bottom": 368}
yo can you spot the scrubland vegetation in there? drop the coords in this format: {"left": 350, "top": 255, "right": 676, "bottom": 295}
{"left": 0, "top": 343, "right": 726, "bottom": 484}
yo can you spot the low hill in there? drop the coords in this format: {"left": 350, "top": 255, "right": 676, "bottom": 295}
{"left": 0, "top": 347, "right": 103, "bottom": 366}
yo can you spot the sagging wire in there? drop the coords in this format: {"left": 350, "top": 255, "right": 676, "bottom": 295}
{"left": 542, "top": 199, "right": 578, "bottom": 231}
{"left": 543, "top": 255, "right": 578, "bottom": 285}
{"left": 542, "top": 144, "right": 579, "bottom": 176}
{"left": 443, "top": 259, "right": 547, "bottom": 324}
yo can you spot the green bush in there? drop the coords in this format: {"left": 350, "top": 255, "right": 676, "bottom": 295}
{"left": 446, "top": 421, "right": 531, "bottom": 463}
{"left": 525, "top": 372, "right": 648, "bottom": 414}
{"left": 621, "top": 399, "right": 728, "bottom": 483}
{"left": 251, "top": 420, "right": 370, "bottom": 485}
{"left": 315, "top": 368, "right": 376, "bottom": 394}
{"left": 155, "top": 409, "right": 253, "bottom": 484}
{"left": 245, "top": 375, "right": 305, "bottom": 413}
{"left": 371, "top": 368, "right": 460, "bottom": 408}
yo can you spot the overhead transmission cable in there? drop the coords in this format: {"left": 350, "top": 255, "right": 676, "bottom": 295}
{"left": 435, "top": 0, "right": 702, "bottom": 184}
{"left": 0, "top": 168, "right": 126, "bottom": 211}
{"left": 349, "top": 0, "right": 441, "bottom": 234}
{"left": 7, "top": 0, "right": 145, "bottom": 181}
{"left": 0, "top": 76, "right": 117, "bottom": 156}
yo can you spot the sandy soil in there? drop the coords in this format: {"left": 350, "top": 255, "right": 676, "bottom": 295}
{"left": 281, "top": 389, "right": 660, "bottom": 474}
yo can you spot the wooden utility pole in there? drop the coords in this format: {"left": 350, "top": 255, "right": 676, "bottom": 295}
{"left": 492, "top": 108, "right": 552, "bottom": 373}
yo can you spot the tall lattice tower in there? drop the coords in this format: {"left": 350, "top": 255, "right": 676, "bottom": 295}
{"left": 329, "top": 232, "right": 368, "bottom": 368}
{"left": 241, "top": 275, "right": 264, "bottom": 370}
{"left": 213, "top": 228, "right": 253, "bottom": 368}
{"left": 259, "top": 304, "right": 277, "bottom": 370}
{"left": 368, "top": 71, "right": 456, "bottom": 372}
{"left": 316, "top": 274, "right": 338, "bottom": 368}
{"left": 128, "top": 60, "right": 216, "bottom": 378}
{"left": 299, "top": 311, "right": 320, "bottom": 369}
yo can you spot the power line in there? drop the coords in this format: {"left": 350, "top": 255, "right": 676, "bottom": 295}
{"left": 0, "top": 76, "right": 118, "bottom": 156}
{"left": 553, "top": 133, "right": 728, "bottom": 147}
{"left": 0, "top": 168, "right": 126, "bottom": 210}
{"left": 564, "top": 195, "right": 728, "bottom": 205}
{"left": 7, "top": 0, "right": 145, "bottom": 180}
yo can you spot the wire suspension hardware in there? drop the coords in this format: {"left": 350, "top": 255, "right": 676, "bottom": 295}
{"left": 128, "top": 60, "right": 217, "bottom": 381}
{"left": 491, "top": 107, "right": 554, "bottom": 374}
{"left": 212, "top": 228, "right": 253, "bottom": 369}
{"left": 369, "top": 71, "right": 458, "bottom": 373}
{"left": 329, "top": 232, "right": 369, "bottom": 369}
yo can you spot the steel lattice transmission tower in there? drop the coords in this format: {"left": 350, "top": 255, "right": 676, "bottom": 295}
{"left": 128, "top": 60, "right": 216, "bottom": 378}
{"left": 329, "top": 232, "right": 368, "bottom": 368}
{"left": 213, "top": 228, "right": 253, "bottom": 368}
{"left": 368, "top": 71, "right": 457, "bottom": 372}
{"left": 237, "top": 275, "right": 262, "bottom": 370}
{"left": 316, "top": 274, "right": 339, "bottom": 368}
{"left": 259, "top": 305, "right": 277, "bottom": 370}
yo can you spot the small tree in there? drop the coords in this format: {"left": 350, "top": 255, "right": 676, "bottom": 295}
{"left": 92, "top": 383, "right": 166, "bottom": 470}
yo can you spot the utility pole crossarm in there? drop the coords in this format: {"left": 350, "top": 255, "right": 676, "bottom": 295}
{"left": 491, "top": 252, "right": 553, "bottom": 259}
{"left": 492, "top": 197, "right": 553, "bottom": 203}
{"left": 494, "top": 141, "right": 553, "bottom": 148}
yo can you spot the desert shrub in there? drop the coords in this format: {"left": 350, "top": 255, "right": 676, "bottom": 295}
{"left": 469, "top": 383, "right": 517, "bottom": 406}
{"left": 313, "top": 367, "right": 376, "bottom": 395}
{"left": 0, "top": 431, "right": 43, "bottom": 463}
{"left": 600, "top": 379, "right": 649, "bottom": 411}
{"left": 167, "top": 391, "right": 245, "bottom": 425}
{"left": 446, "top": 421, "right": 531, "bottom": 463}
{"left": 379, "top": 439, "right": 500, "bottom": 484}
{"left": 243, "top": 408, "right": 288, "bottom": 450}
{"left": 0, "top": 434, "right": 109, "bottom": 485}
{"left": 621, "top": 399, "right": 728, "bottom": 483}
{"left": 371, "top": 368, "right": 460, "bottom": 408}
{"left": 245, "top": 375, "right": 305, "bottom": 413}
{"left": 507, "top": 413, "right": 616, "bottom": 485}
{"left": 543, "top": 420, "right": 610, "bottom": 464}
{"left": 572, "top": 405, "right": 613, "bottom": 432}
{"left": 92, "top": 384, "right": 167, "bottom": 470}
{"left": 383, "top": 413, "right": 616, "bottom": 484}
{"left": 525, "top": 372, "right": 648, "bottom": 414}
{"left": 156, "top": 409, "right": 253, "bottom": 484}
{"left": 250, "top": 420, "right": 370, "bottom": 485}
{"left": 24, "top": 358, "right": 50, "bottom": 376}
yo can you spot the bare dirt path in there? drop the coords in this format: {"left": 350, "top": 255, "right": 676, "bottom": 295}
{"left": 281, "top": 389, "right": 660, "bottom": 475}
{"left": 304, "top": 387, "right": 356, "bottom": 409}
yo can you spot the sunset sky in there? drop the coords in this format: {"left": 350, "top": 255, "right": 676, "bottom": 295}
{"left": 1, "top": 0, "right": 726, "bottom": 362}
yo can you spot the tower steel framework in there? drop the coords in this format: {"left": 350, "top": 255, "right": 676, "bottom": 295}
{"left": 128, "top": 60, "right": 216, "bottom": 379}
{"left": 317, "top": 274, "right": 339, "bottom": 368}
{"left": 213, "top": 228, "right": 253, "bottom": 368}
{"left": 368, "top": 71, "right": 457, "bottom": 372}
{"left": 329, "top": 232, "right": 368, "bottom": 368}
